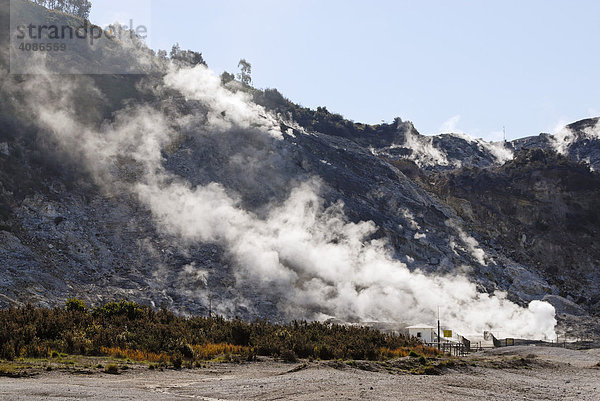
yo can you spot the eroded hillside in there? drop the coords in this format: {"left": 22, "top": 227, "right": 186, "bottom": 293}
{"left": 1, "top": 0, "right": 599, "bottom": 340}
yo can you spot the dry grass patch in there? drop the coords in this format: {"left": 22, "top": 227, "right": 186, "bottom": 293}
{"left": 191, "top": 343, "right": 250, "bottom": 360}
{"left": 100, "top": 347, "right": 169, "bottom": 363}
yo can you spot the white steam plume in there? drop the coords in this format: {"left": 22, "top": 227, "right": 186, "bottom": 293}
{"left": 398, "top": 130, "right": 451, "bottom": 167}
{"left": 552, "top": 126, "right": 575, "bottom": 155}
{"left": 449, "top": 132, "right": 513, "bottom": 164}
{"left": 440, "top": 115, "right": 513, "bottom": 164}
{"left": 552, "top": 119, "right": 600, "bottom": 155}
{"left": 18, "top": 64, "right": 556, "bottom": 339}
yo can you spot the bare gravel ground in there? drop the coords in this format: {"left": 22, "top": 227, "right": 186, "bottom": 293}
{"left": 1, "top": 346, "right": 599, "bottom": 400}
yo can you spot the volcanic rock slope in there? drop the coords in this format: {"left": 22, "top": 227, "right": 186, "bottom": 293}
{"left": 1, "top": 0, "right": 599, "bottom": 337}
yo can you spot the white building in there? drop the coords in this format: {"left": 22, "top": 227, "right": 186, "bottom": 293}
{"left": 406, "top": 324, "right": 436, "bottom": 343}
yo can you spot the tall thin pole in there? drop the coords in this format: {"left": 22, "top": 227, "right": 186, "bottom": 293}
{"left": 437, "top": 306, "right": 441, "bottom": 351}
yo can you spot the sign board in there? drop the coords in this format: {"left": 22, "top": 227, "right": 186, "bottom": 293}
{"left": 506, "top": 338, "right": 515, "bottom": 346}
{"left": 443, "top": 330, "right": 453, "bottom": 338}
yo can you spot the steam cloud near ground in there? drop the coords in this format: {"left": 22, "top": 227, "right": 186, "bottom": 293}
{"left": 10, "top": 62, "right": 556, "bottom": 340}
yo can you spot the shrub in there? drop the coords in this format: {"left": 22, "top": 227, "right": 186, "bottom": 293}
{"left": 365, "top": 348, "right": 378, "bottom": 361}
{"left": 171, "top": 353, "right": 183, "bottom": 369}
{"left": 104, "top": 364, "right": 119, "bottom": 374}
{"left": 23, "top": 342, "right": 50, "bottom": 358}
{"left": 177, "top": 343, "right": 194, "bottom": 359}
{"left": 0, "top": 342, "right": 16, "bottom": 361}
{"left": 317, "top": 345, "right": 335, "bottom": 360}
{"left": 231, "top": 321, "right": 251, "bottom": 346}
{"left": 423, "top": 365, "right": 440, "bottom": 375}
{"left": 280, "top": 349, "right": 298, "bottom": 363}
{"left": 246, "top": 347, "right": 257, "bottom": 362}
{"left": 93, "top": 300, "right": 144, "bottom": 319}
{"left": 65, "top": 298, "right": 87, "bottom": 313}
{"left": 0, "top": 303, "right": 425, "bottom": 364}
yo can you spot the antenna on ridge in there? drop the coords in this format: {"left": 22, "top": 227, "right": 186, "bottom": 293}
{"left": 503, "top": 126, "right": 506, "bottom": 143}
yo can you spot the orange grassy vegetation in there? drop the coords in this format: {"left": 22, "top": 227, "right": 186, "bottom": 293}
{"left": 412, "top": 344, "right": 441, "bottom": 356}
{"left": 191, "top": 343, "right": 250, "bottom": 359}
{"left": 379, "top": 347, "right": 410, "bottom": 358}
{"left": 380, "top": 344, "right": 440, "bottom": 359}
{"left": 100, "top": 346, "right": 170, "bottom": 363}
{"left": 101, "top": 343, "right": 250, "bottom": 362}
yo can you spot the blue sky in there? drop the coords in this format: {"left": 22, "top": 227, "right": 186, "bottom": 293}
{"left": 91, "top": 0, "right": 600, "bottom": 141}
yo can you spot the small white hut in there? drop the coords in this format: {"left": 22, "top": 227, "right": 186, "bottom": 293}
{"left": 406, "top": 324, "right": 436, "bottom": 343}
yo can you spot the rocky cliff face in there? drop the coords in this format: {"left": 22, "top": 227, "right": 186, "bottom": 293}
{"left": 1, "top": 89, "right": 544, "bottom": 318}
{"left": 511, "top": 117, "right": 600, "bottom": 172}
{"left": 429, "top": 149, "right": 600, "bottom": 310}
